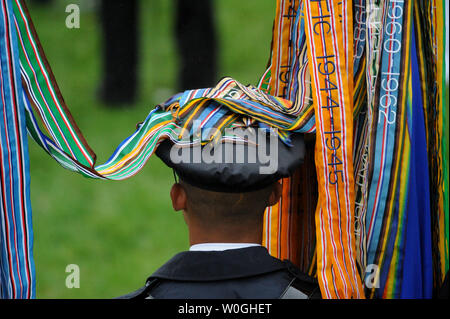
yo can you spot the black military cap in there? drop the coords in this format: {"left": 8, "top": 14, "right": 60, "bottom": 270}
{"left": 156, "top": 130, "right": 305, "bottom": 193}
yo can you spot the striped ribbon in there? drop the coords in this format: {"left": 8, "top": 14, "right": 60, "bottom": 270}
{"left": 261, "top": 0, "right": 314, "bottom": 275}
{"left": 0, "top": 0, "right": 34, "bottom": 298}
{"left": 303, "top": 0, "right": 364, "bottom": 298}
{"left": 363, "top": 0, "right": 434, "bottom": 298}
{"left": 421, "top": 0, "right": 449, "bottom": 291}
{"left": 412, "top": 0, "right": 448, "bottom": 295}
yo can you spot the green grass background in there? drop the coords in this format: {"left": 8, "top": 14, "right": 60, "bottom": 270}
{"left": 27, "top": 0, "right": 275, "bottom": 298}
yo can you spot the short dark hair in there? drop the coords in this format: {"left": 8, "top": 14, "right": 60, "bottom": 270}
{"left": 180, "top": 179, "right": 276, "bottom": 225}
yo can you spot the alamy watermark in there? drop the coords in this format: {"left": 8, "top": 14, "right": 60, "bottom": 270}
{"left": 65, "top": 4, "right": 80, "bottom": 29}
{"left": 365, "top": 264, "right": 380, "bottom": 289}
{"left": 169, "top": 122, "right": 279, "bottom": 175}
{"left": 65, "top": 264, "right": 80, "bottom": 288}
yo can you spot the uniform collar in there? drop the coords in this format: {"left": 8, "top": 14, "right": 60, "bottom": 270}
{"left": 189, "top": 243, "right": 261, "bottom": 251}
{"left": 148, "top": 246, "right": 286, "bottom": 282}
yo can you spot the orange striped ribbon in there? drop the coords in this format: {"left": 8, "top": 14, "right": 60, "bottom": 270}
{"left": 270, "top": 0, "right": 299, "bottom": 99}
{"left": 303, "top": 0, "right": 364, "bottom": 298}
{"left": 263, "top": 0, "right": 301, "bottom": 261}
{"left": 262, "top": 0, "right": 319, "bottom": 272}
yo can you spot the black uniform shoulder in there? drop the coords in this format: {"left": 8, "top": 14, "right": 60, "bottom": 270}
{"left": 118, "top": 247, "right": 321, "bottom": 299}
{"left": 280, "top": 259, "right": 321, "bottom": 299}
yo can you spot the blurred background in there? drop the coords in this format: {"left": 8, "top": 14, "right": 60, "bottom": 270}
{"left": 26, "top": 0, "right": 275, "bottom": 298}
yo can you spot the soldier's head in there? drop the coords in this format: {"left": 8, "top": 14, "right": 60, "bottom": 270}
{"left": 169, "top": 178, "right": 282, "bottom": 243}
{"left": 156, "top": 132, "right": 306, "bottom": 244}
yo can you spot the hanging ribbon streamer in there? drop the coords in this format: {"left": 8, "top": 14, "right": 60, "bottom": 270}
{"left": 363, "top": 0, "right": 434, "bottom": 298}
{"left": 302, "top": 0, "right": 364, "bottom": 298}
{"left": 413, "top": 0, "right": 448, "bottom": 295}
{"left": 0, "top": 0, "right": 34, "bottom": 298}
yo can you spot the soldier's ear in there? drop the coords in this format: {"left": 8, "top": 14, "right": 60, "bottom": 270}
{"left": 170, "top": 183, "right": 187, "bottom": 211}
{"left": 267, "top": 181, "right": 282, "bottom": 207}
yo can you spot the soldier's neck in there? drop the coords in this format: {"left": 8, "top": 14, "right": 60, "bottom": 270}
{"left": 187, "top": 220, "right": 263, "bottom": 246}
